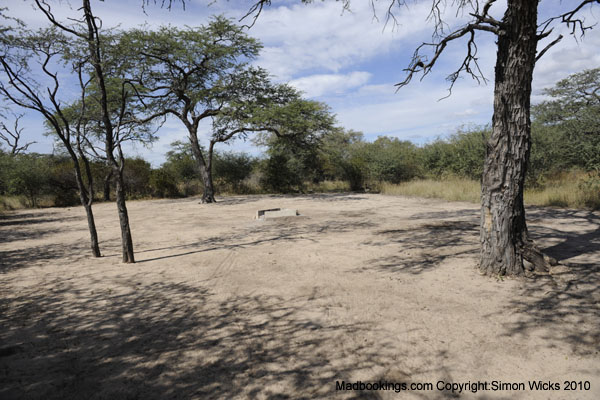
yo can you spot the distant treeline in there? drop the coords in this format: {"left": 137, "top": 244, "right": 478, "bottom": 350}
{"left": 2, "top": 67, "right": 598, "bottom": 209}
{"left": 1, "top": 123, "right": 597, "bottom": 209}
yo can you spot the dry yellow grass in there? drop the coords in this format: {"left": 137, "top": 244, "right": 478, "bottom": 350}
{"left": 380, "top": 177, "right": 481, "bottom": 203}
{"left": 0, "top": 195, "right": 27, "bottom": 212}
{"left": 525, "top": 171, "right": 600, "bottom": 209}
{"left": 381, "top": 172, "right": 600, "bottom": 210}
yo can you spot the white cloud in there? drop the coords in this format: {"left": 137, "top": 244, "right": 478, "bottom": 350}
{"left": 289, "top": 71, "right": 371, "bottom": 97}
{"left": 335, "top": 81, "right": 494, "bottom": 142}
{"left": 533, "top": 29, "right": 600, "bottom": 97}
{"left": 250, "top": 1, "right": 434, "bottom": 80}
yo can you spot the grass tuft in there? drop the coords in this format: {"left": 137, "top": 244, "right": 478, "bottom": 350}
{"left": 0, "top": 195, "right": 29, "bottom": 212}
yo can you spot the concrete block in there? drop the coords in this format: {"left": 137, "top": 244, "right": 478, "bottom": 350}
{"left": 256, "top": 208, "right": 299, "bottom": 220}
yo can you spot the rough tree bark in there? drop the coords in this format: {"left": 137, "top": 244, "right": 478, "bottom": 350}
{"left": 480, "top": 0, "right": 556, "bottom": 275}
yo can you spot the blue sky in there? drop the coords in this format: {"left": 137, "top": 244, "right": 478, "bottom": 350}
{"left": 3, "top": 0, "right": 600, "bottom": 165}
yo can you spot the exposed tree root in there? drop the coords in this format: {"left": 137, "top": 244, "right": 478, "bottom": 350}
{"left": 199, "top": 196, "right": 217, "bottom": 204}
{"left": 521, "top": 237, "right": 558, "bottom": 273}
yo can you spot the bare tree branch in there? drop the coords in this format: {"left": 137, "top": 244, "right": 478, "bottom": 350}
{"left": 395, "top": 20, "right": 495, "bottom": 95}
{"left": 535, "top": 34, "right": 563, "bottom": 63}
{"left": 34, "top": 0, "right": 83, "bottom": 37}
{"left": 0, "top": 113, "right": 36, "bottom": 155}
{"left": 538, "top": 0, "right": 600, "bottom": 37}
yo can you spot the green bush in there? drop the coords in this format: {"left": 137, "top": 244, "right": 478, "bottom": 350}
{"left": 420, "top": 127, "right": 488, "bottom": 180}
{"left": 260, "top": 152, "right": 304, "bottom": 193}
{"left": 123, "top": 158, "right": 152, "bottom": 198}
{"left": 213, "top": 151, "right": 256, "bottom": 193}
{"left": 149, "top": 168, "right": 180, "bottom": 198}
{"left": 48, "top": 158, "right": 79, "bottom": 206}
{"left": 4, "top": 153, "right": 51, "bottom": 207}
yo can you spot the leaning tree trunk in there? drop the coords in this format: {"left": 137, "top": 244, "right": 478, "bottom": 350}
{"left": 113, "top": 163, "right": 135, "bottom": 263}
{"left": 82, "top": 202, "right": 101, "bottom": 257}
{"left": 73, "top": 166, "right": 101, "bottom": 257}
{"left": 78, "top": 153, "right": 101, "bottom": 258}
{"left": 480, "top": 0, "right": 555, "bottom": 275}
{"left": 68, "top": 144, "right": 101, "bottom": 257}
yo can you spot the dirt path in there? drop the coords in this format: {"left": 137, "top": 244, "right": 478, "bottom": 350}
{"left": 1, "top": 194, "right": 598, "bottom": 399}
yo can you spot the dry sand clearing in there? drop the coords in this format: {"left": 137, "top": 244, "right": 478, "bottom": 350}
{"left": 1, "top": 193, "right": 599, "bottom": 399}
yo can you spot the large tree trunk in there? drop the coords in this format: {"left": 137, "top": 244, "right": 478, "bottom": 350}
{"left": 114, "top": 164, "right": 135, "bottom": 263}
{"left": 188, "top": 132, "right": 216, "bottom": 203}
{"left": 480, "top": 0, "right": 555, "bottom": 275}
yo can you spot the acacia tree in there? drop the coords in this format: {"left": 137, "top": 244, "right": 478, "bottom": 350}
{"left": 533, "top": 67, "right": 600, "bottom": 172}
{"left": 123, "top": 19, "right": 263, "bottom": 203}
{"left": 210, "top": 68, "right": 337, "bottom": 190}
{"left": 0, "top": 26, "right": 101, "bottom": 257}
{"left": 34, "top": 0, "right": 154, "bottom": 263}
{"left": 126, "top": 19, "right": 327, "bottom": 202}
{"left": 236, "top": 0, "right": 598, "bottom": 276}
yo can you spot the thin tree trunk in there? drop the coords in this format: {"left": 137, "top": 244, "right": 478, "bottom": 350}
{"left": 82, "top": 203, "right": 101, "bottom": 257}
{"left": 82, "top": 0, "right": 135, "bottom": 263}
{"left": 78, "top": 144, "right": 101, "bottom": 258}
{"left": 114, "top": 163, "right": 135, "bottom": 263}
{"left": 103, "top": 168, "right": 112, "bottom": 201}
{"left": 480, "top": 0, "right": 555, "bottom": 275}
{"left": 69, "top": 145, "right": 101, "bottom": 257}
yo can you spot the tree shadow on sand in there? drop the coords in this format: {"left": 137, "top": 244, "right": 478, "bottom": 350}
{"left": 0, "top": 242, "right": 92, "bottom": 273}
{"left": 136, "top": 218, "right": 377, "bottom": 264}
{"left": 492, "top": 261, "right": 600, "bottom": 357}
{"left": 527, "top": 208, "right": 600, "bottom": 261}
{"left": 493, "top": 208, "right": 600, "bottom": 357}
{"left": 1, "top": 280, "right": 402, "bottom": 400}
{"left": 359, "top": 207, "right": 600, "bottom": 358}
{"left": 0, "top": 212, "right": 83, "bottom": 245}
{"left": 359, "top": 220, "right": 480, "bottom": 275}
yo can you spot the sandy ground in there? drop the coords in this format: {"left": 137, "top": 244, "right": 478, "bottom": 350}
{"left": 1, "top": 193, "right": 599, "bottom": 399}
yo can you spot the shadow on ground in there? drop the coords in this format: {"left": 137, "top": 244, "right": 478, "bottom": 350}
{"left": 514, "top": 210, "right": 600, "bottom": 356}
{"left": 0, "top": 211, "right": 91, "bottom": 273}
{"left": 137, "top": 217, "right": 377, "bottom": 264}
{"left": 0, "top": 212, "right": 83, "bottom": 245}
{"left": 360, "top": 220, "right": 480, "bottom": 275}
{"left": 527, "top": 208, "right": 600, "bottom": 261}
{"left": 495, "top": 260, "right": 600, "bottom": 356}
{"left": 0, "top": 242, "right": 92, "bottom": 274}
{"left": 359, "top": 207, "right": 600, "bottom": 358}
{"left": 1, "top": 280, "right": 396, "bottom": 400}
